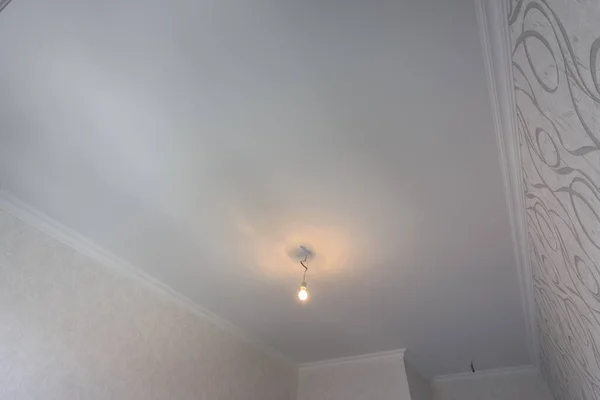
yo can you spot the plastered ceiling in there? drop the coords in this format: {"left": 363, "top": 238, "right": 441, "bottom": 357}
{"left": 0, "top": 0, "right": 529, "bottom": 375}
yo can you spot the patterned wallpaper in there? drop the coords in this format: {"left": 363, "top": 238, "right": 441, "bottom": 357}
{"left": 509, "top": 0, "right": 600, "bottom": 399}
{"left": 0, "top": 0, "right": 11, "bottom": 13}
{"left": 0, "top": 209, "right": 297, "bottom": 399}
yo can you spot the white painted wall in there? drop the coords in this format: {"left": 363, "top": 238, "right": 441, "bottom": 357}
{"left": 405, "top": 361, "right": 433, "bottom": 400}
{"left": 433, "top": 367, "right": 553, "bottom": 400}
{"left": 0, "top": 209, "right": 297, "bottom": 399}
{"left": 297, "top": 351, "right": 411, "bottom": 400}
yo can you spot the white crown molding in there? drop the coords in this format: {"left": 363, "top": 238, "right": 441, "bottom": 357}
{"left": 299, "top": 349, "right": 406, "bottom": 369}
{"left": 0, "top": 189, "right": 295, "bottom": 367}
{"left": 475, "top": 0, "right": 539, "bottom": 366}
{"left": 433, "top": 365, "right": 538, "bottom": 385}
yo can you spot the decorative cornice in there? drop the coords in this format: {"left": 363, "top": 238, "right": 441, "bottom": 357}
{"left": 475, "top": 0, "right": 539, "bottom": 366}
{"left": 299, "top": 349, "right": 406, "bottom": 369}
{"left": 433, "top": 365, "right": 538, "bottom": 384}
{"left": 0, "top": 189, "right": 295, "bottom": 367}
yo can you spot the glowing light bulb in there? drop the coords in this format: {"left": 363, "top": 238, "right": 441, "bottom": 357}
{"left": 298, "top": 284, "right": 308, "bottom": 301}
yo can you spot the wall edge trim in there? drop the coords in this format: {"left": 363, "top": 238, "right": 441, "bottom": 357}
{"left": 433, "top": 365, "right": 539, "bottom": 384}
{"left": 475, "top": 0, "right": 539, "bottom": 366}
{"left": 299, "top": 349, "right": 406, "bottom": 369}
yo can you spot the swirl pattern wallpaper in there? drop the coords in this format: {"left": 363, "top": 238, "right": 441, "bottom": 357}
{"left": 509, "top": 0, "right": 600, "bottom": 399}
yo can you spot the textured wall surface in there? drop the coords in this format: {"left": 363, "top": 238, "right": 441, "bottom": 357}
{"left": 509, "top": 0, "right": 600, "bottom": 399}
{"left": 0, "top": 209, "right": 297, "bottom": 399}
{"left": 297, "top": 352, "right": 411, "bottom": 400}
{"left": 433, "top": 368, "right": 552, "bottom": 400}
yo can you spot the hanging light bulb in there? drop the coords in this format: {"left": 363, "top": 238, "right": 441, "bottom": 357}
{"left": 297, "top": 246, "right": 310, "bottom": 302}
{"left": 298, "top": 282, "right": 308, "bottom": 301}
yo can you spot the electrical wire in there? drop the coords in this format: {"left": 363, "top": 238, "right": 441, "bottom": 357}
{"left": 300, "top": 253, "right": 308, "bottom": 283}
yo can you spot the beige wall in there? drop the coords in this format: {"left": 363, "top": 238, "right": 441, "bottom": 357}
{"left": 0, "top": 209, "right": 297, "bottom": 399}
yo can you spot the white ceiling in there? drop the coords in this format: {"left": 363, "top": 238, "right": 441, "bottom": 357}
{"left": 0, "top": 0, "right": 530, "bottom": 376}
